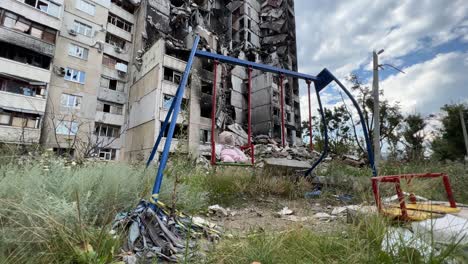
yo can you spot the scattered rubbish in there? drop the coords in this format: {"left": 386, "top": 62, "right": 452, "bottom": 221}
{"left": 331, "top": 207, "right": 347, "bottom": 215}
{"left": 276, "top": 207, "right": 294, "bottom": 216}
{"left": 281, "top": 215, "right": 310, "bottom": 222}
{"left": 208, "top": 204, "right": 229, "bottom": 216}
{"left": 381, "top": 227, "right": 435, "bottom": 261}
{"left": 382, "top": 192, "right": 428, "bottom": 203}
{"left": 113, "top": 200, "right": 221, "bottom": 262}
{"left": 313, "top": 212, "right": 336, "bottom": 221}
{"left": 304, "top": 188, "right": 321, "bottom": 198}
{"left": 412, "top": 214, "right": 468, "bottom": 245}
{"left": 334, "top": 194, "right": 353, "bottom": 203}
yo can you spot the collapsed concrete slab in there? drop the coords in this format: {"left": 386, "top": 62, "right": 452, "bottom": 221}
{"left": 264, "top": 157, "right": 311, "bottom": 169}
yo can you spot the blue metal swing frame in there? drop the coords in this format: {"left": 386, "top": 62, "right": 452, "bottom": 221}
{"left": 145, "top": 35, "right": 377, "bottom": 206}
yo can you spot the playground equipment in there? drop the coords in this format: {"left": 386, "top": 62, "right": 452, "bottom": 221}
{"left": 145, "top": 35, "right": 376, "bottom": 206}
{"left": 144, "top": 35, "right": 458, "bottom": 220}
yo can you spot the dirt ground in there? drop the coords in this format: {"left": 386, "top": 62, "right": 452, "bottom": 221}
{"left": 201, "top": 197, "right": 350, "bottom": 235}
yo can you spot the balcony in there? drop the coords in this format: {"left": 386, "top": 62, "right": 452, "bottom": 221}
{"left": 0, "top": 91, "right": 46, "bottom": 114}
{"left": 91, "top": 135, "right": 121, "bottom": 149}
{"left": 95, "top": 111, "right": 125, "bottom": 126}
{"left": 107, "top": 24, "right": 132, "bottom": 42}
{"left": 101, "top": 66, "right": 127, "bottom": 81}
{"left": 0, "top": 0, "right": 62, "bottom": 30}
{"left": 103, "top": 43, "right": 130, "bottom": 62}
{"left": 163, "top": 55, "right": 186, "bottom": 72}
{"left": 98, "top": 88, "right": 127, "bottom": 104}
{"left": 109, "top": 3, "right": 135, "bottom": 24}
{"left": 0, "top": 57, "right": 51, "bottom": 83}
{"left": 0, "top": 125, "right": 40, "bottom": 144}
{"left": 161, "top": 81, "right": 189, "bottom": 98}
{"left": 0, "top": 27, "right": 55, "bottom": 57}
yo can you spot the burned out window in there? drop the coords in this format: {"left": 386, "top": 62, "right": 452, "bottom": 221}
{"left": 199, "top": 129, "right": 211, "bottom": 144}
{"left": 102, "top": 54, "right": 127, "bottom": 69}
{"left": 163, "top": 67, "right": 182, "bottom": 84}
{"left": 239, "top": 17, "right": 244, "bottom": 28}
{"left": 162, "top": 94, "right": 188, "bottom": 111}
{"left": 201, "top": 80, "right": 212, "bottom": 95}
{"left": 111, "top": 0, "right": 135, "bottom": 14}
{"left": 97, "top": 100, "right": 123, "bottom": 115}
{"left": 160, "top": 122, "right": 187, "bottom": 138}
{"left": 105, "top": 33, "right": 126, "bottom": 49}
{"left": 247, "top": 19, "right": 251, "bottom": 29}
{"left": 0, "top": 41, "right": 51, "bottom": 69}
{"left": 100, "top": 76, "right": 124, "bottom": 91}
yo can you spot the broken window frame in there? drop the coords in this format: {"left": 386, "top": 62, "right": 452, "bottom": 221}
{"left": 163, "top": 67, "right": 183, "bottom": 84}
{"left": 110, "top": 0, "right": 135, "bottom": 14}
{"left": 60, "top": 93, "right": 82, "bottom": 109}
{"left": 100, "top": 75, "right": 124, "bottom": 92}
{"left": 94, "top": 123, "right": 121, "bottom": 138}
{"left": 64, "top": 68, "right": 86, "bottom": 84}
{"left": 23, "top": 0, "right": 61, "bottom": 18}
{"left": 98, "top": 148, "right": 117, "bottom": 160}
{"left": 0, "top": 76, "right": 46, "bottom": 98}
{"left": 105, "top": 33, "right": 126, "bottom": 49}
{"left": 68, "top": 43, "right": 89, "bottom": 60}
{"left": 162, "top": 94, "right": 188, "bottom": 111}
{"left": 96, "top": 99, "right": 123, "bottom": 115}
{"left": 160, "top": 121, "right": 187, "bottom": 138}
{"left": 199, "top": 129, "right": 211, "bottom": 144}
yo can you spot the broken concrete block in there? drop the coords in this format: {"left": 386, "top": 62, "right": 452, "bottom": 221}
{"left": 264, "top": 158, "right": 311, "bottom": 169}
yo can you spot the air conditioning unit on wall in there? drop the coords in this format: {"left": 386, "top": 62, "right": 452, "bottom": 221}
{"left": 114, "top": 46, "right": 123, "bottom": 53}
{"left": 68, "top": 29, "right": 77, "bottom": 36}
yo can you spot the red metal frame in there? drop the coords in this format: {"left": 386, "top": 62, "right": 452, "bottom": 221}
{"left": 371, "top": 173, "right": 457, "bottom": 219}
{"left": 210, "top": 61, "right": 254, "bottom": 166}
{"left": 306, "top": 80, "right": 314, "bottom": 150}
{"left": 279, "top": 75, "right": 285, "bottom": 147}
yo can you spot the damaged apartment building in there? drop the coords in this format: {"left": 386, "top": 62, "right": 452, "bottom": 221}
{"left": 0, "top": 0, "right": 301, "bottom": 161}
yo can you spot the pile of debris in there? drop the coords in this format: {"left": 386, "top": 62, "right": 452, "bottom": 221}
{"left": 113, "top": 200, "right": 221, "bottom": 263}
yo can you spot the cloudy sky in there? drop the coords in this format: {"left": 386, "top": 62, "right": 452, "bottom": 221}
{"left": 294, "top": 0, "right": 468, "bottom": 118}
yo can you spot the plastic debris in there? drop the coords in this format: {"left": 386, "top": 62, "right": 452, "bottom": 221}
{"left": 208, "top": 204, "right": 229, "bottom": 216}
{"left": 381, "top": 227, "right": 435, "bottom": 261}
{"left": 276, "top": 207, "right": 294, "bottom": 216}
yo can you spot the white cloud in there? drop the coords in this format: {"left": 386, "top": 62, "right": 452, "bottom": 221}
{"left": 295, "top": 0, "right": 468, "bottom": 77}
{"left": 381, "top": 52, "right": 468, "bottom": 114}
{"left": 295, "top": 0, "right": 468, "bottom": 119}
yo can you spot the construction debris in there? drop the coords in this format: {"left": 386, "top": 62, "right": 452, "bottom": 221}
{"left": 276, "top": 206, "right": 294, "bottom": 216}
{"left": 113, "top": 200, "right": 221, "bottom": 262}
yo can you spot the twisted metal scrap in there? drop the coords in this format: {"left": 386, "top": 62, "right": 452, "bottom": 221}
{"left": 113, "top": 200, "right": 221, "bottom": 262}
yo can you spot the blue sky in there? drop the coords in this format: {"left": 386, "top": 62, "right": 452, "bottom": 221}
{"left": 294, "top": 0, "right": 468, "bottom": 118}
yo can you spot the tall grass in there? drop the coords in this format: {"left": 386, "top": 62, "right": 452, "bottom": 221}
{"left": 207, "top": 215, "right": 467, "bottom": 264}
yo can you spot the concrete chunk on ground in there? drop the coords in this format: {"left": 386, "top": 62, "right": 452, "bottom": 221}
{"left": 264, "top": 158, "right": 311, "bottom": 169}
